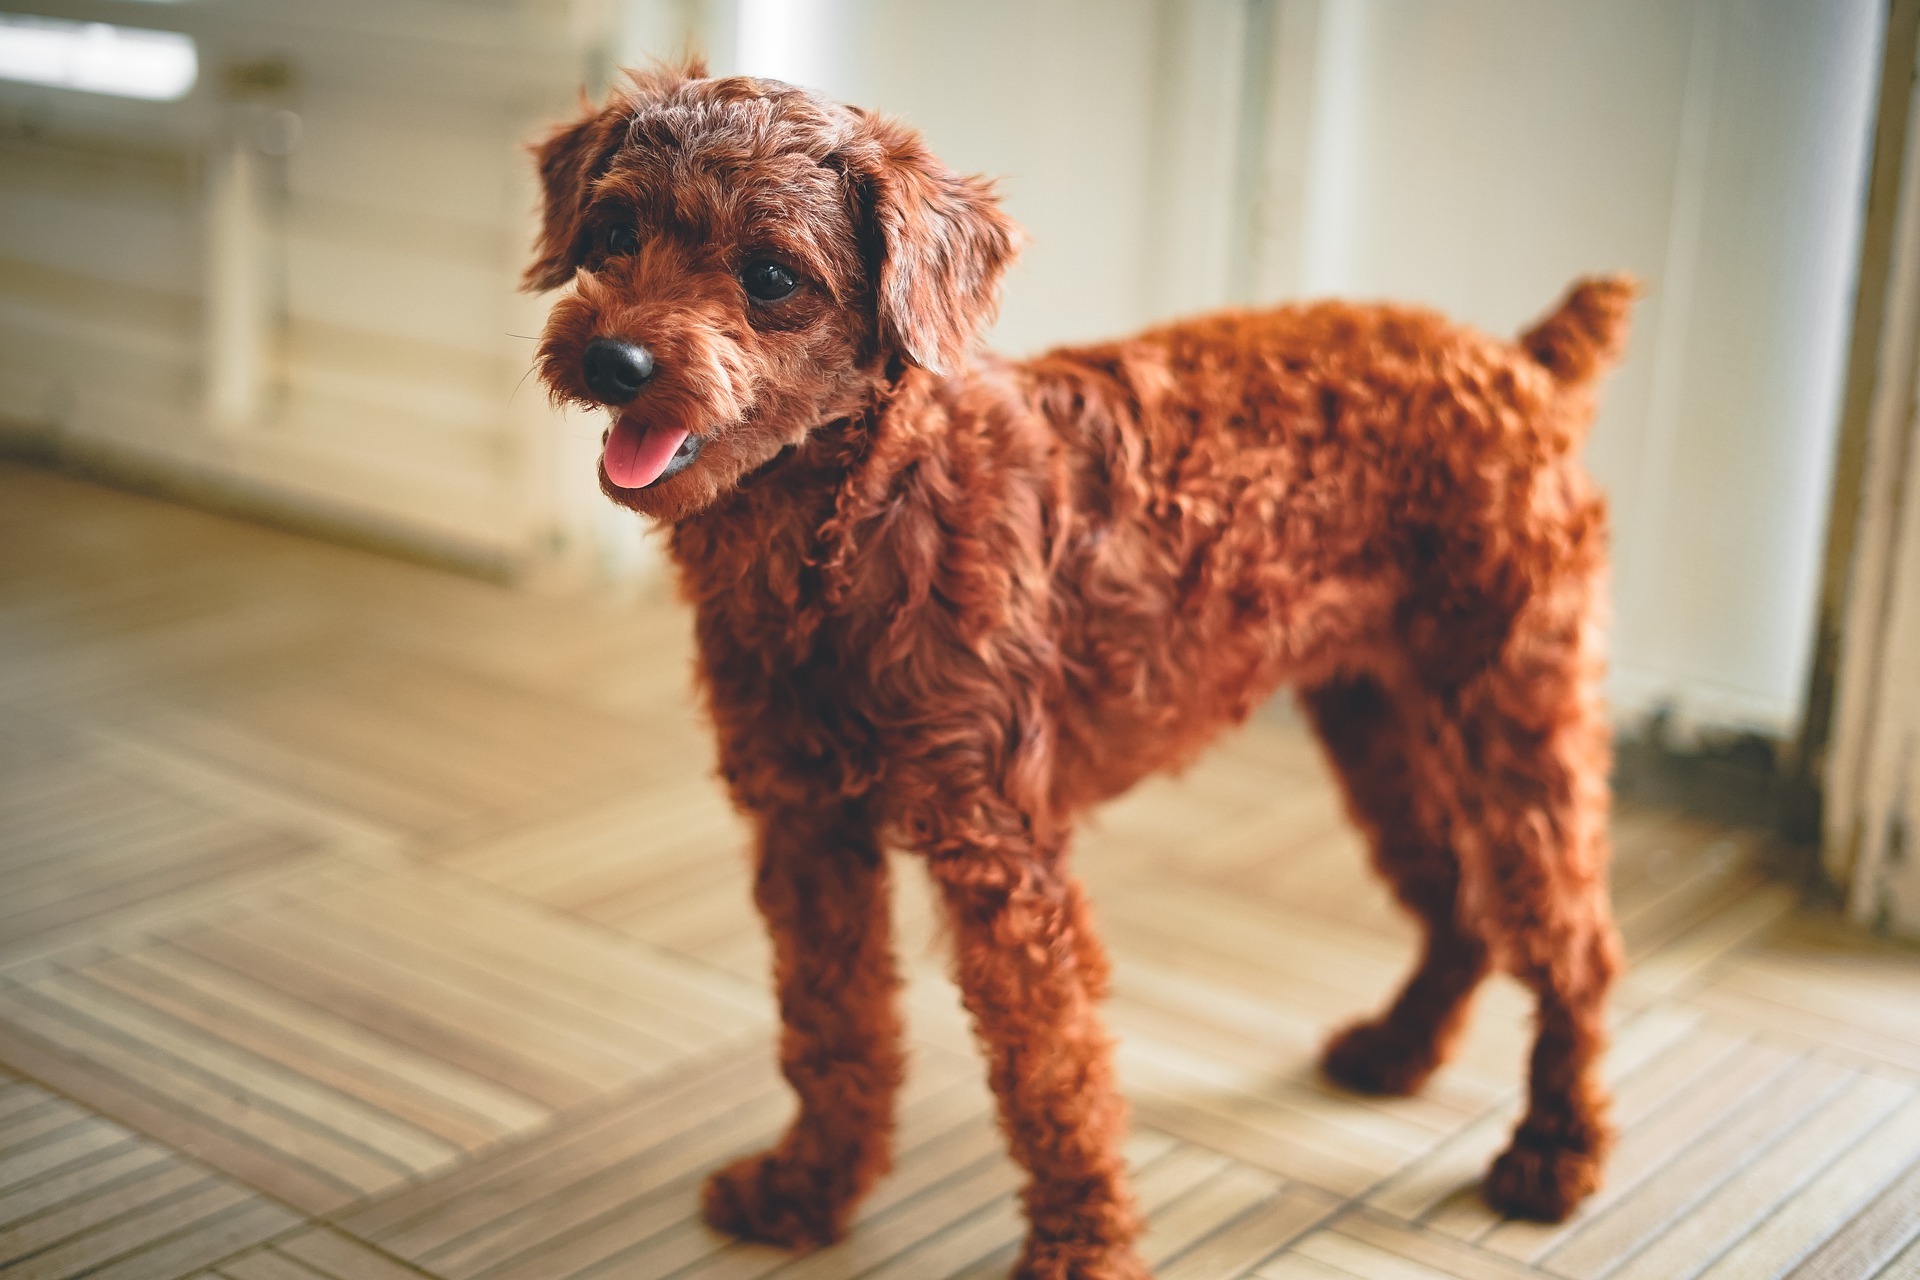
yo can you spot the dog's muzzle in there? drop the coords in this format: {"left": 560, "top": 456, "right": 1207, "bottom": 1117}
{"left": 582, "top": 338, "right": 656, "bottom": 404}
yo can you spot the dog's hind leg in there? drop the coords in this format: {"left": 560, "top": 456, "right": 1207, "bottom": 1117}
{"left": 1427, "top": 576, "right": 1622, "bottom": 1223}
{"left": 923, "top": 819, "right": 1147, "bottom": 1280}
{"left": 701, "top": 801, "right": 904, "bottom": 1249}
{"left": 1304, "top": 672, "right": 1491, "bottom": 1097}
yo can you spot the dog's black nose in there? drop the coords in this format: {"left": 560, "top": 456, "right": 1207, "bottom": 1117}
{"left": 582, "top": 338, "right": 656, "bottom": 404}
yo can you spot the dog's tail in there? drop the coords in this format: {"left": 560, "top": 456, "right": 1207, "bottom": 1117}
{"left": 1519, "top": 274, "right": 1639, "bottom": 388}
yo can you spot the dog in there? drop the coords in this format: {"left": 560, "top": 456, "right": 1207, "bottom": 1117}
{"left": 527, "top": 62, "right": 1630, "bottom": 1280}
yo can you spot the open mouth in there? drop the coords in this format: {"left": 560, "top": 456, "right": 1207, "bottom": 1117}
{"left": 602, "top": 419, "right": 704, "bottom": 489}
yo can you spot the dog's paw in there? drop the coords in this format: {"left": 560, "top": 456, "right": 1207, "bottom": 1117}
{"left": 1481, "top": 1129, "right": 1608, "bottom": 1222}
{"left": 1320, "top": 1018, "right": 1442, "bottom": 1096}
{"left": 700, "top": 1151, "right": 846, "bottom": 1249}
{"left": 1014, "top": 1240, "right": 1152, "bottom": 1280}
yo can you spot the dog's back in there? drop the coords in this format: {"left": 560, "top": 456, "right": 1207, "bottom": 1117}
{"left": 1013, "top": 278, "right": 1635, "bottom": 812}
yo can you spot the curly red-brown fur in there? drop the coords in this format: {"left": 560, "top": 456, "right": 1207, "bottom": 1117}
{"left": 528, "top": 64, "right": 1633, "bottom": 1274}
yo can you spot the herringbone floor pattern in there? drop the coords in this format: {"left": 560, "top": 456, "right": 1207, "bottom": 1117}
{"left": 3, "top": 463, "right": 1919, "bottom": 1279}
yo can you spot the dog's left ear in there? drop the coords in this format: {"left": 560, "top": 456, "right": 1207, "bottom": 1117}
{"left": 848, "top": 118, "right": 1022, "bottom": 375}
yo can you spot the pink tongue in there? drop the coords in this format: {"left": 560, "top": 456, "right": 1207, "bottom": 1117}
{"left": 603, "top": 419, "right": 690, "bottom": 489}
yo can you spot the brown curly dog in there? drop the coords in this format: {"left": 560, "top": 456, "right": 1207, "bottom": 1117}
{"left": 527, "top": 62, "right": 1631, "bottom": 1280}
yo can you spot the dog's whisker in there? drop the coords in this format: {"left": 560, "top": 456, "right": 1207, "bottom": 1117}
{"left": 507, "top": 363, "right": 538, "bottom": 405}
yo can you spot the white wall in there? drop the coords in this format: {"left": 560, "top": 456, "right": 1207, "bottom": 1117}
{"left": 1263, "top": 0, "right": 1884, "bottom": 736}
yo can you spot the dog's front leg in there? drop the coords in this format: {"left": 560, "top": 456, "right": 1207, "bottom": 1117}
{"left": 926, "top": 834, "right": 1147, "bottom": 1280}
{"left": 701, "top": 800, "right": 904, "bottom": 1249}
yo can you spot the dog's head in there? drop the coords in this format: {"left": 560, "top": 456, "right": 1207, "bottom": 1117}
{"left": 526, "top": 62, "right": 1021, "bottom": 521}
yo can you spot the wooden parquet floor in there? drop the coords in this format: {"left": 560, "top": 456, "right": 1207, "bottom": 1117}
{"left": 3, "top": 461, "right": 1919, "bottom": 1279}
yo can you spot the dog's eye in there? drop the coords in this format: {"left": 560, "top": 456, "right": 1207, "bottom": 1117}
{"left": 740, "top": 260, "right": 799, "bottom": 302}
{"left": 604, "top": 224, "right": 639, "bottom": 257}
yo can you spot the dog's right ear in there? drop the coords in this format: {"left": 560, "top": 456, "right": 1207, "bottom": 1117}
{"left": 524, "top": 101, "right": 623, "bottom": 293}
{"left": 524, "top": 61, "right": 708, "bottom": 293}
